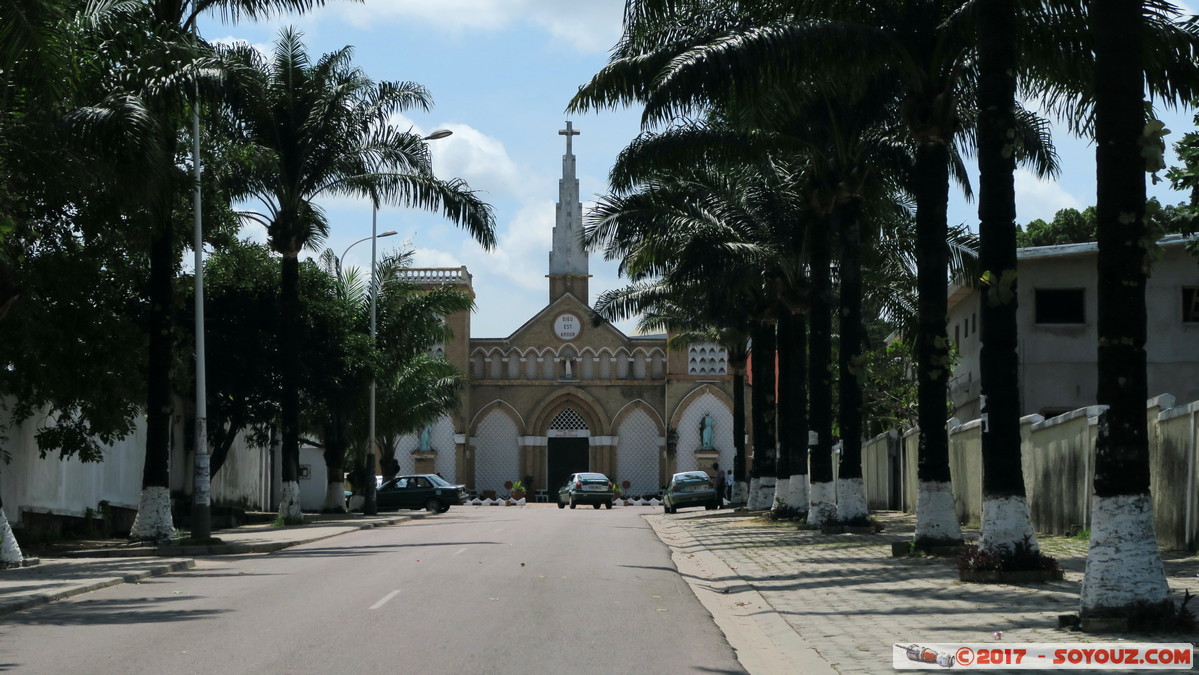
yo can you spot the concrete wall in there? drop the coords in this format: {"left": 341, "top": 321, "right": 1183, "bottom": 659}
{"left": 864, "top": 394, "right": 1199, "bottom": 550}
{"left": 1, "top": 398, "right": 280, "bottom": 529}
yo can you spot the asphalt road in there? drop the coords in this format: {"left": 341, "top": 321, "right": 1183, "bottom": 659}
{"left": 0, "top": 505, "right": 745, "bottom": 674}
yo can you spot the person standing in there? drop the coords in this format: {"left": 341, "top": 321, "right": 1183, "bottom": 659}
{"left": 713, "top": 462, "right": 726, "bottom": 509}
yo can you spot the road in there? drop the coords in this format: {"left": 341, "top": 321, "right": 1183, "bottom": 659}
{"left": 0, "top": 505, "right": 745, "bottom": 674}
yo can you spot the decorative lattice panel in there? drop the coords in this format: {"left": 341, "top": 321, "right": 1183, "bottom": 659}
{"left": 525, "top": 356, "right": 537, "bottom": 380}
{"left": 599, "top": 356, "right": 611, "bottom": 380}
{"left": 676, "top": 391, "right": 734, "bottom": 473}
{"left": 652, "top": 353, "right": 665, "bottom": 379}
{"left": 632, "top": 355, "right": 647, "bottom": 379}
{"left": 506, "top": 356, "right": 520, "bottom": 379}
{"left": 471, "top": 353, "right": 484, "bottom": 379}
{"left": 542, "top": 357, "right": 554, "bottom": 379}
{"left": 489, "top": 354, "right": 503, "bottom": 379}
{"left": 474, "top": 410, "right": 519, "bottom": 494}
{"left": 581, "top": 357, "right": 593, "bottom": 380}
{"left": 617, "top": 354, "right": 630, "bottom": 379}
{"left": 550, "top": 407, "right": 588, "bottom": 431}
{"left": 688, "top": 344, "right": 729, "bottom": 375}
{"left": 616, "top": 409, "right": 663, "bottom": 498}
{"left": 389, "top": 415, "right": 456, "bottom": 480}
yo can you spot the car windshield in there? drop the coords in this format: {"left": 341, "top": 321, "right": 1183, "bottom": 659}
{"left": 426, "top": 474, "right": 452, "bottom": 487}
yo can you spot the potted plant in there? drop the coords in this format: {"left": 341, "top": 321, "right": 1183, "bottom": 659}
{"left": 510, "top": 480, "right": 526, "bottom": 500}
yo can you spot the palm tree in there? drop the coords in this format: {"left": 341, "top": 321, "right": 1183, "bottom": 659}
{"left": 1080, "top": 0, "right": 1171, "bottom": 625}
{"left": 224, "top": 28, "right": 494, "bottom": 521}
{"left": 973, "top": 0, "right": 1042, "bottom": 558}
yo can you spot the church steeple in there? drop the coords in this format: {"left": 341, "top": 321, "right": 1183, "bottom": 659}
{"left": 548, "top": 121, "right": 590, "bottom": 304}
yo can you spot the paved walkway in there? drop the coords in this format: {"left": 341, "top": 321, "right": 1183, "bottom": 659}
{"left": 648, "top": 509, "right": 1199, "bottom": 674}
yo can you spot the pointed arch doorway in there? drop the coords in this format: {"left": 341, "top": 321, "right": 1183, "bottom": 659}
{"left": 546, "top": 407, "right": 590, "bottom": 493}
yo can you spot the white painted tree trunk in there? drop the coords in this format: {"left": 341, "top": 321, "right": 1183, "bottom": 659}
{"left": 770, "top": 477, "right": 789, "bottom": 510}
{"left": 978, "top": 495, "right": 1038, "bottom": 556}
{"left": 130, "top": 485, "right": 175, "bottom": 541}
{"left": 784, "top": 474, "right": 809, "bottom": 512}
{"left": 1080, "top": 493, "right": 1169, "bottom": 615}
{"left": 914, "top": 480, "right": 962, "bottom": 544}
{"left": 746, "top": 477, "right": 761, "bottom": 509}
{"left": 278, "top": 480, "right": 303, "bottom": 521}
{"left": 807, "top": 480, "right": 836, "bottom": 525}
{"left": 752, "top": 476, "right": 777, "bottom": 510}
{"left": 0, "top": 509, "right": 23, "bottom": 566}
{"left": 322, "top": 482, "right": 347, "bottom": 512}
{"left": 732, "top": 481, "right": 748, "bottom": 504}
{"left": 836, "top": 477, "right": 868, "bottom": 522}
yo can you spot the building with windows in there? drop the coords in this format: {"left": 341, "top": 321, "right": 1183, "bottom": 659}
{"left": 388, "top": 124, "right": 737, "bottom": 499}
{"left": 947, "top": 235, "right": 1199, "bottom": 420}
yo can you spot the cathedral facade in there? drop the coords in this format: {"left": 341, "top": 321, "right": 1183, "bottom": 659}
{"left": 389, "top": 124, "right": 735, "bottom": 499}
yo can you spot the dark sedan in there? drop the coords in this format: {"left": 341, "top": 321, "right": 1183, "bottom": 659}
{"left": 376, "top": 474, "right": 467, "bottom": 513}
{"left": 557, "top": 472, "right": 615, "bottom": 509}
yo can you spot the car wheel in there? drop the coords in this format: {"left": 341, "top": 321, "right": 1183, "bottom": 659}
{"left": 424, "top": 499, "right": 442, "bottom": 513}
{"left": 437, "top": 504, "right": 451, "bottom": 514}
{"left": 557, "top": 500, "right": 566, "bottom": 509}
{"left": 569, "top": 497, "right": 576, "bottom": 509}
{"left": 669, "top": 506, "right": 677, "bottom": 514}
{"left": 604, "top": 501, "right": 612, "bottom": 509}
{"left": 663, "top": 503, "right": 669, "bottom": 514}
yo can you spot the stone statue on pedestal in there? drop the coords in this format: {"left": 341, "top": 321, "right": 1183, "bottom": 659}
{"left": 700, "top": 414, "right": 715, "bottom": 449}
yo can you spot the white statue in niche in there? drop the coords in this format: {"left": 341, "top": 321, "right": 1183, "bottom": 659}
{"left": 418, "top": 425, "right": 433, "bottom": 452}
{"left": 701, "top": 414, "right": 715, "bottom": 449}
{"left": 564, "top": 359, "right": 574, "bottom": 379}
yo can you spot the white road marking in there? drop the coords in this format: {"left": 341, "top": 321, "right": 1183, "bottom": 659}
{"left": 453, "top": 548, "right": 467, "bottom": 556}
{"left": 369, "top": 590, "right": 401, "bottom": 610}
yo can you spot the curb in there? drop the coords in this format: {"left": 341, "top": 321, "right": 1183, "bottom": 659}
{"left": 1, "top": 515, "right": 412, "bottom": 617}
{"left": 645, "top": 513, "right": 836, "bottom": 675}
{"left": 0, "top": 559, "right": 195, "bottom": 617}
{"left": 59, "top": 515, "right": 413, "bottom": 558}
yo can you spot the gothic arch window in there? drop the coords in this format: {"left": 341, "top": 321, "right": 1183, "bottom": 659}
{"left": 550, "top": 407, "right": 589, "bottom": 432}
{"left": 616, "top": 349, "right": 630, "bottom": 379}
{"left": 506, "top": 353, "right": 520, "bottom": 379}
{"left": 489, "top": 352, "right": 503, "bottom": 379}
{"left": 471, "top": 352, "right": 485, "bottom": 380}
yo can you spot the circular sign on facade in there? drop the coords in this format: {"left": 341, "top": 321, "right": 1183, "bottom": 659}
{"left": 554, "top": 313, "right": 581, "bottom": 341}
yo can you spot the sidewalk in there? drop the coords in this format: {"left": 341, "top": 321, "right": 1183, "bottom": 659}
{"left": 0, "top": 512, "right": 417, "bottom": 617}
{"left": 647, "top": 509, "right": 1199, "bottom": 674}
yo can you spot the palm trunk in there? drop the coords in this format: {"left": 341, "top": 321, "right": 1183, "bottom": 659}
{"left": 976, "top": 0, "right": 1037, "bottom": 557}
{"left": 278, "top": 252, "right": 303, "bottom": 522}
{"left": 776, "top": 309, "right": 809, "bottom": 512}
{"left": 1081, "top": 0, "right": 1169, "bottom": 621}
{"left": 913, "top": 140, "right": 963, "bottom": 547}
{"left": 748, "top": 320, "right": 777, "bottom": 509}
{"left": 322, "top": 416, "right": 348, "bottom": 512}
{"left": 836, "top": 198, "right": 868, "bottom": 522}
{"left": 807, "top": 225, "right": 835, "bottom": 525}
{"left": 0, "top": 486, "right": 23, "bottom": 567}
{"left": 130, "top": 208, "right": 177, "bottom": 541}
{"left": 730, "top": 345, "right": 748, "bottom": 504}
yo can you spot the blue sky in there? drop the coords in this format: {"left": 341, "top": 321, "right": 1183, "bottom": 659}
{"left": 200, "top": 1, "right": 1197, "bottom": 338}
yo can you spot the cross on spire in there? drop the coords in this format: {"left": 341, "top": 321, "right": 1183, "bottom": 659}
{"left": 559, "top": 121, "right": 580, "bottom": 156}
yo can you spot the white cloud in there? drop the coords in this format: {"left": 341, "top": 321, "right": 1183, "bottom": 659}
{"left": 322, "top": 0, "right": 624, "bottom": 53}
{"left": 1014, "top": 168, "right": 1086, "bottom": 224}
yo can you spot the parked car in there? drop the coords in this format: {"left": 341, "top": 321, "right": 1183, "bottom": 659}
{"left": 557, "top": 472, "right": 614, "bottom": 509}
{"left": 663, "top": 471, "right": 719, "bottom": 514}
{"left": 376, "top": 474, "right": 467, "bottom": 513}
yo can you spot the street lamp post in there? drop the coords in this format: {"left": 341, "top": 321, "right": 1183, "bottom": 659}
{"left": 363, "top": 128, "right": 452, "bottom": 517}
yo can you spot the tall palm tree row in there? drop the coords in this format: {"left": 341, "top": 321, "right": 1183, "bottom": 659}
{"left": 222, "top": 28, "right": 494, "bottom": 520}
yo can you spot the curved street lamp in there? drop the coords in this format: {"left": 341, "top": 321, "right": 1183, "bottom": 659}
{"left": 364, "top": 128, "right": 453, "bottom": 516}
